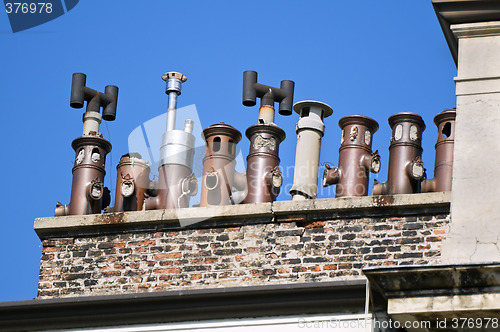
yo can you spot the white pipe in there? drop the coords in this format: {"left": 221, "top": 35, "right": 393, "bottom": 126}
{"left": 184, "top": 119, "right": 194, "bottom": 134}
{"left": 82, "top": 111, "right": 102, "bottom": 136}
{"left": 258, "top": 105, "right": 275, "bottom": 124}
{"left": 290, "top": 100, "right": 333, "bottom": 200}
{"left": 291, "top": 129, "right": 322, "bottom": 199}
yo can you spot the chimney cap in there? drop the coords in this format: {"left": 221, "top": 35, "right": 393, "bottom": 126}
{"left": 162, "top": 72, "right": 187, "bottom": 83}
{"left": 293, "top": 100, "right": 333, "bottom": 118}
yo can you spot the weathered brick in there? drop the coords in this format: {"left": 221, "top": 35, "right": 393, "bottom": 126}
{"left": 216, "top": 234, "right": 230, "bottom": 241}
{"left": 154, "top": 268, "right": 181, "bottom": 274}
{"left": 303, "top": 257, "right": 329, "bottom": 263}
{"left": 214, "top": 249, "right": 242, "bottom": 255}
{"left": 101, "top": 271, "right": 121, "bottom": 277}
{"left": 155, "top": 253, "right": 182, "bottom": 259}
{"left": 394, "top": 252, "right": 423, "bottom": 259}
{"left": 37, "top": 212, "right": 449, "bottom": 299}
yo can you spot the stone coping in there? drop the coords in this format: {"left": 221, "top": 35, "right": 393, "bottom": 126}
{"left": 34, "top": 192, "right": 450, "bottom": 239}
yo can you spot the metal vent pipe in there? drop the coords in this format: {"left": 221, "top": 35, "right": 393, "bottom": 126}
{"left": 289, "top": 100, "right": 333, "bottom": 200}
{"left": 241, "top": 71, "right": 294, "bottom": 203}
{"left": 372, "top": 112, "right": 426, "bottom": 195}
{"left": 323, "top": 115, "right": 380, "bottom": 197}
{"left": 55, "top": 73, "right": 118, "bottom": 216}
{"left": 145, "top": 72, "right": 197, "bottom": 210}
{"left": 421, "top": 108, "right": 456, "bottom": 193}
{"left": 200, "top": 123, "right": 246, "bottom": 207}
{"left": 113, "top": 153, "right": 151, "bottom": 212}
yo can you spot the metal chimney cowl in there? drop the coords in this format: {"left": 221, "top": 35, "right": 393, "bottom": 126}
{"left": 241, "top": 70, "right": 295, "bottom": 204}
{"left": 55, "top": 73, "right": 118, "bottom": 216}
{"left": 421, "top": 108, "right": 456, "bottom": 193}
{"left": 372, "top": 112, "right": 426, "bottom": 195}
{"left": 144, "top": 72, "right": 198, "bottom": 210}
{"left": 290, "top": 100, "right": 333, "bottom": 200}
{"left": 113, "top": 153, "right": 151, "bottom": 212}
{"left": 200, "top": 123, "right": 247, "bottom": 207}
{"left": 323, "top": 115, "right": 380, "bottom": 197}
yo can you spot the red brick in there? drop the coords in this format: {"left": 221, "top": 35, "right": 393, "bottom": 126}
{"left": 249, "top": 269, "right": 261, "bottom": 276}
{"left": 278, "top": 267, "right": 290, "bottom": 274}
{"left": 426, "top": 236, "right": 444, "bottom": 242}
{"left": 155, "top": 253, "right": 181, "bottom": 259}
{"left": 304, "top": 221, "right": 326, "bottom": 229}
{"left": 42, "top": 247, "right": 61, "bottom": 253}
{"left": 153, "top": 268, "right": 181, "bottom": 274}
{"left": 205, "top": 257, "right": 218, "bottom": 264}
{"left": 101, "top": 271, "right": 121, "bottom": 277}
{"left": 190, "top": 258, "right": 203, "bottom": 264}
{"left": 323, "top": 265, "right": 338, "bottom": 270}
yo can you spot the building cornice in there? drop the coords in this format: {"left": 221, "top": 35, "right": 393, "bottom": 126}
{"left": 432, "top": 0, "right": 500, "bottom": 65}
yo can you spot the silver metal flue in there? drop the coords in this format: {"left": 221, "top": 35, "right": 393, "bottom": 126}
{"left": 144, "top": 72, "right": 198, "bottom": 210}
{"left": 162, "top": 72, "right": 187, "bottom": 132}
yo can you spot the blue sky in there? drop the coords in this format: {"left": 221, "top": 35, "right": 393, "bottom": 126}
{"left": 0, "top": 1, "right": 457, "bottom": 302}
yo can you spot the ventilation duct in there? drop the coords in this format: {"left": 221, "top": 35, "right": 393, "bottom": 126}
{"left": 421, "top": 108, "right": 456, "bottom": 193}
{"left": 323, "top": 115, "right": 380, "bottom": 197}
{"left": 242, "top": 70, "right": 294, "bottom": 203}
{"left": 372, "top": 113, "right": 426, "bottom": 195}
{"left": 55, "top": 73, "right": 118, "bottom": 216}
{"left": 289, "top": 100, "right": 333, "bottom": 200}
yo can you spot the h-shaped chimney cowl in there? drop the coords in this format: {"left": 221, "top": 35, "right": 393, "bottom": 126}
{"left": 323, "top": 115, "right": 380, "bottom": 197}
{"left": 242, "top": 71, "right": 294, "bottom": 204}
{"left": 55, "top": 73, "right": 118, "bottom": 216}
{"left": 421, "top": 108, "right": 456, "bottom": 193}
{"left": 242, "top": 70, "right": 295, "bottom": 124}
{"left": 372, "top": 112, "right": 426, "bottom": 195}
{"left": 200, "top": 123, "right": 247, "bottom": 207}
{"left": 144, "top": 72, "right": 198, "bottom": 210}
{"left": 290, "top": 100, "right": 333, "bottom": 200}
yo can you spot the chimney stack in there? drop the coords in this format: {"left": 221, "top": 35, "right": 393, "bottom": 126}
{"left": 55, "top": 73, "right": 118, "bottom": 216}
{"left": 323, "top": 115, "right": 380, "bottom": 197}
{"left": 241, "top": 71, "right": 294, "bottom": 203}
{"left": 372, "top": 112, "right": 425, "bottom": 195}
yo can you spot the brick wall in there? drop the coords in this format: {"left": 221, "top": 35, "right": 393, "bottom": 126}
{"left": 37, "top": 200, "right": 449, "bottom": 298}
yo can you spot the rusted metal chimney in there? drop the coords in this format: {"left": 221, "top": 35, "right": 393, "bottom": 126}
{"left": 200, "top": 123, "right": 247, "bottom": 206}
{"left": 421, "top": 108, "right": 456, "bottom": 193}
{"left": 145, "top": 72, "right": 197, "bottom": 210}
{"left": 289, "top": 100, "right": 333, "bottom": 200}
{"left": 323, "top": 115, "right": 380, "bottom": 197}
{"left": 55, "top": 73, "right": 118, "bottom": 216}
{"left": 242, "top": 71, "right": 294, "bottom": 203}
{"left": 372, "top": 112, "right": 426, "bottom": 195}
{"left": 113, "top": 153, "right": 150, "bottom": 212}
